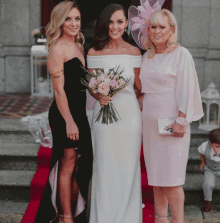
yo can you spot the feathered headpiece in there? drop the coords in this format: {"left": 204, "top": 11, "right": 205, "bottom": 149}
{"left": 128, "top": 0, "right": 166, "bottom": 49}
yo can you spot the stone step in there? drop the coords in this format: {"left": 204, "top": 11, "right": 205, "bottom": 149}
{"left": 0, "top": 170, "right": 35, "bottom": 201}
{"left": 183, "top": 173, "right": 220, "bottom": 204}
{"left": 2, "top": 170, "right": 218, "bottom": 202}
{"left": 0, "top": 141, "right": 204, "bottom": 172}
{"left": 188, "top": 147, "right": 200, "bottom": 160}
{"left": 187, "top": 147, "right": 201, "bottom": 173}
{"left": 0, "top": 119, "right": 28, "bottom": 131}
{"left": 0, "top": 118, "right": 37, "bottom": 143}
{"left": 190, "top": 137, "right": 208, "bottom": 147}
{"left": 168, "top": 205, "right": 203, "bottom": 222}
{"left": 184, "top": 173, "right": 220, "bottom": 190}
{"left": 186, "top": 159, "right": 201, "bottom": 173}
{"left": 142, "top": 170, "right": 220, "bottom": 204}
{"left": 0, "top": 204, "right": 219, "bottom": 223}
{"left": 0, "top": 201, "right": 28, "bottom": 223}
{"left": 0, "top": 143, "right": 39, "bottom": 171}
{"left": 0, "top": 170, "right": 35, "bottom": 187}
{"left": 0, "top": 131, "right": 35, "bottom": 143}
{"left": 0, "top": 119, "right": 35, "bottom": 143}
{"left": 184, "top": 190, "right": 220, "bottom": 205}
{"left": 0, "top": 172, "right": 219, "bottom": 206}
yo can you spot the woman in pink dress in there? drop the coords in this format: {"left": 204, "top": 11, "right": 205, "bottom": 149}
{"left": 139, "top": 9, "right": 203, "bottom": 223}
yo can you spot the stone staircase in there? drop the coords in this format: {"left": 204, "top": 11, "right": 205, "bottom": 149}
{"left": 184, "top": 123, "right": 220, "bottom": 205}
{"left": 0, "top": 118, "right": 220, "bottom": 222}
{"left": 0, "top": 119, "right": 38, "bottom": 223}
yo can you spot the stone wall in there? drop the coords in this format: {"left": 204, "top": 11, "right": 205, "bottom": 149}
{"left": 0, "top": 0, "right": 219, "bottom": 93}
{"left": 0, "top": 0, "right": 41, "bottom": 93}
{"left": 173, "top": 0, "right": 220, "bottom": 91}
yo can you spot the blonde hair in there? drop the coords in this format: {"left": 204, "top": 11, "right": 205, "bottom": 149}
{"left": 46, "top": 0, "right": 85, "bottom": 52}
{"left": 144, "top": 9, "right": 179, "bottom": 58}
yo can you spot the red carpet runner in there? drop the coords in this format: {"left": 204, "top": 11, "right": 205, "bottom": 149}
{"left": 21, "top": 145, "right": 154, "bottom": 222}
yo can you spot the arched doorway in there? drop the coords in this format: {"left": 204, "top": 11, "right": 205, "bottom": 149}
{"left": 42, "top": 0, "right": 172, "bottom": 26}
{"left": 42, "top": 0, "right": 134, "bottom": 27}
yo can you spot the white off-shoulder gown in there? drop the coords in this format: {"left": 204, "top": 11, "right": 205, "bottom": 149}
{"left": 87, "top": 55, "right": 142, "bottom": 223}
{"left": 140, "top": 46, "right": 203, "bottom": 186}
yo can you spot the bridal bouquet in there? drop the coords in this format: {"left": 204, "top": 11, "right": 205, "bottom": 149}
{"left": 81, "top": 66, "right": 131, "bottom": 124}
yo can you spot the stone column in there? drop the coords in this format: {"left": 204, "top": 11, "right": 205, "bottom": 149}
{"left": 0, "top": 0, "right": 41, "bottom": 94}
{"left": 172, "top": 0, "right": 220, "bottom": 91}
{"left": 0, "top": 0, "right": 5, "bottom": 93}
{"left": 204, "top": 0, "right": 220, "bottom": 90}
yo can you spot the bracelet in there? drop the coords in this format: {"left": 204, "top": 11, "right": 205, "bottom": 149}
{"left": 176, "top": 117, "right": 189, "bottom": 126}
{"left": 60, "top": 214, "right": 73, "bottom": 219}
{"left": 51, "top": 69, "right": 63, "bottom": 76}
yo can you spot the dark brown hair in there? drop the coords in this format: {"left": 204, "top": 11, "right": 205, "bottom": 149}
{"left": 91, "top": 4, "right": 128, "bottom": 51}
{"left": 209, "top": 128, "right": 220, "bottom": 144}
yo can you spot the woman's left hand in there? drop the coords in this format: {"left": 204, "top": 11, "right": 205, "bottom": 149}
{"left": 165, "top": 122, "right": 186, "bottom": 138}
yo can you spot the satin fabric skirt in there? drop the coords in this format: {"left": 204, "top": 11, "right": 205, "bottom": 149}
{"left": 142, "top": 90, "right": 190, "bottom": 187}
{"left": 89, "top": 91, "right": 142, "bottom": 223}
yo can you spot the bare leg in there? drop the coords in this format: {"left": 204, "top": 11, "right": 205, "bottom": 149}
{"left": 153, "top": 186, "right": 169, "bottom": 223}
{"left": 164, "top": 186, "right": 185, "bottom": 223}
{"left": 71, "top": 174, "right": 79, "bottom": 214}
{"left": 58, "top": 148, "right": 77, "bottom": 223}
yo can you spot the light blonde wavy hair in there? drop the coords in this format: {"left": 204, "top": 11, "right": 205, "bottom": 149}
{"left": 46, "top": 0, "right": 85, "bottom": 52}
{"left": 144, "top": 9, "right": 179, "bottom": 58}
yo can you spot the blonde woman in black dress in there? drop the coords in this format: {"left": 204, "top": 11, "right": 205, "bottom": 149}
{"left": 34, "top": 1, "right": 93, "bottom": 223}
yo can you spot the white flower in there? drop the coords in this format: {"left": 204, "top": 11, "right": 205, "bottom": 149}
{"left": 97, "top": 75, "right": 103, "bottom": 82}
{"left": 104, "top": 77, "right": 111, "bottom": 83}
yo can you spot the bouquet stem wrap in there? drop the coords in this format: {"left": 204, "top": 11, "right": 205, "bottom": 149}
{"left": 95, "top": 102, "right": 120, "bottom": 124}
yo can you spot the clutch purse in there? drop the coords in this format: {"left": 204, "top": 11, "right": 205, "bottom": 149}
{"left": 158, "top": 118, "right": 176, "bottom": 135}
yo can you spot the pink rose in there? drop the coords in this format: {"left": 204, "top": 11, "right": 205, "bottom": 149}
{"left": 89, "top": 77, "right": 98, "bottom": 89}
{"left": 98, "top": 82, "right": 110, "bottom": 95}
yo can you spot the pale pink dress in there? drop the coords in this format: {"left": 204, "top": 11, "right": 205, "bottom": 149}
{"left": 140, "top": 46, "right": 203, "bottom": 186}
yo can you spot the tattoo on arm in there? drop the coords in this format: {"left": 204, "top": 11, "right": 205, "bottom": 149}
{"left": 51, "top": 70, "right": 63, "bottom": 76}
{"left": 53, "top": 75, "right": 61, "bottom": 79}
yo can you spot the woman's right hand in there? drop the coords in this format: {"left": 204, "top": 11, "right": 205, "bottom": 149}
{"left": 89, "top": 90, "right": 112, "bottom": 107}
{"left": 66, "top": 120, "right": 79, "bottom": 141}
{"left": 99, "top": 95, "right": 112, "bottom": 107}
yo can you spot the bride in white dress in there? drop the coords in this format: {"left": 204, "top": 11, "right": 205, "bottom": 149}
{"left": 87, "top": 4, "right": 143, "bottom": 223}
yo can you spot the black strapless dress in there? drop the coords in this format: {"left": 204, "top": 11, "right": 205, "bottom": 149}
{"left": 35, "top": 57, "right": 93, "bottom": 223}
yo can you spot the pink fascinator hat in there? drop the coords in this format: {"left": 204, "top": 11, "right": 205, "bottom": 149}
{"left": 128, "top": 0, "right": 166, "bottom": 49}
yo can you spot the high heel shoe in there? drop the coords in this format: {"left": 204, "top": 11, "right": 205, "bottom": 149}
{"left": 59, "top": 214, "right": 74, "bottom": 223}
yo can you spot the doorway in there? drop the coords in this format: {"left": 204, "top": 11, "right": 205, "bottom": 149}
{"left": 41, "top": 0, "right": 172, "bottom": 51}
